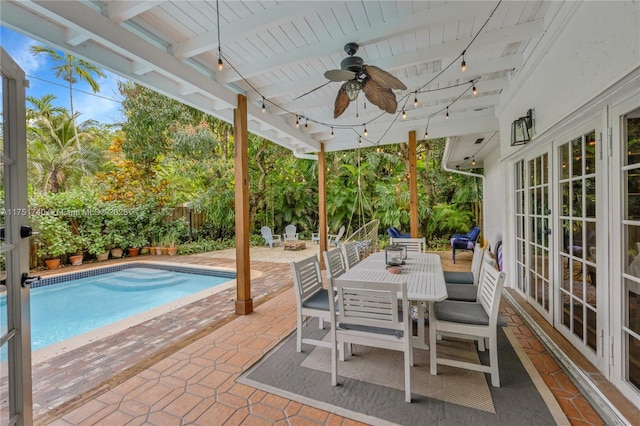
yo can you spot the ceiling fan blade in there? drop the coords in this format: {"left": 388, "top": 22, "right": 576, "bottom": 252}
{"left": 334, "top": 89, "right": 351, "bottom": 118}
{"left": 294, "top": 81, "right": 332, "bottom": 100}
{"left": 364, "top": 65, "right": 407, "bottom": 90}
{"left": 325, "top": 69, "right": 356, "bottom": 82}
{"left": 363, "top": 78, "right": 397, "bottom": 114}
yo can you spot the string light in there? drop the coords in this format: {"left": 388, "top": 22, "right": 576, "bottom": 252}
{"left": 424, "top": 116, "right": 430, "bottom": 139}
{"left": 261, "top": 97, "right": 266, "bottom": 112}
{"left": 305, "top": 118, "right": 308, "bottom": 128}
{"left": 414, "top": 92, "right": 418, "bottom": 107}
{"left": 216, "top": 0, "right": 223, "bottom": 71}
{"left": 472, "top": 156, "right": 476, "bottom": 166}
{"left": 363, "top": 124, "right": 368, "bottom": 137}
{"left": 212, "top": 1, "right": 500, "bottom": 147}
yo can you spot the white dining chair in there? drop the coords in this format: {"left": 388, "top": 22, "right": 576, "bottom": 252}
{"left": 429, "top": 258, "right": 506, "bottom": 387}
{"left": 389, "top": 237, "right": 426, "bottom": 253}
{"left": 290, "top": 255, "right": 332, "bottom": 352}
{"left": 341, "top": 241, "right": 361, "bottom": 269}
{"left": 329, "top": 277, "right": 413, "bottom": 402}
{"left": 443, "top": 243, "right": 484, "bottom": 285}
{"left": 323, "top": 247, "right": 346, "bottom": 283}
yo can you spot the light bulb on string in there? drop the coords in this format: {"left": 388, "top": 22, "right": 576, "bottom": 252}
{"left": 218, "top": 57, "right": 223, "bottom": 71}
{"left": 414, "top": 92, "right": 418, "bottom": 108}
{"left": 472, "top": 157, "right": 476, "bottom": 166}
{"left": 363, "top": 124, "right": 368, "bottom": 137}
{"left": 331, "top": 127, "right": 334, "bottom": 138}
{"left": 295, "top": 116, "right": 299, "bottom": 128}
{"left": 460, "top": 50, "right": 466, "bottom": 72}
{"left": 402, "top": 110, "right": 406, "bottom": 120}
{"left": 472, "top": 85, "right": 478, "bottom": 96}
{"left": 445, "top": 107, "right": 449, "bottom": 119}
{"left": 305, "top": 118, "right": 308, "bottom": 128}
{"left": 261, "top": 97, "right": 266, "bottom": 112}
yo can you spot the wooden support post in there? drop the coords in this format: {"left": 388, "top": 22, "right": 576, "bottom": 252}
{"left": 318, "top": 144, "right": 328, "bottom": 269}
{"left": 409, "top": 130, "right": 419, "bottom": 237}
{"left": 234, "top": 94, "right": 253, "bottom": 315}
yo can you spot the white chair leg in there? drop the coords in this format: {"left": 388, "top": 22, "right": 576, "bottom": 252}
{"left": 429, "top": 319, "right": 437, "bottom": 375}
{"left": 404, "top": 350, "right": 412, "bottom": 403}
{"left": 296, "top": 315, "right": 302, "bottom": 352}
{"left": 331, "top": 335, "right": 338, "bottom": 386}
{"left": 489, "top": 337, "right": 500, "bottom": 387}
{"left": 339, "top": 342, "right": 346, "bottom": 361}
{"left": 318, "top": 317, "right": 324, "bottom": 329}
{"left": 477, "top": 336, "right": 486, "bottom": 351}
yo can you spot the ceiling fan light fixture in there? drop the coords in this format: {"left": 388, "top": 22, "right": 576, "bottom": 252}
{"left": 342, "top": 80, "right": 362, "bottom": 101}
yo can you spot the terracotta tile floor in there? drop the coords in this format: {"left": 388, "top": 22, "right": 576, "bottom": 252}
{"left": 30, "top": 251, "right": 615, "bottom": 425}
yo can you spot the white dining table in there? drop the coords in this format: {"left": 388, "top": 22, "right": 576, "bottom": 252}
{"left": 339, "top": 251, "right": 448, "bottom": 349}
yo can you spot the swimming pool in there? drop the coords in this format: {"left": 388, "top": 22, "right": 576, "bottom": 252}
{"left": 0, "top": 263, "right": 235, "bottom": 353}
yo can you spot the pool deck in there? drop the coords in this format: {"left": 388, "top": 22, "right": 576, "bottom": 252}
{"left": 26, "top": 246, "right": 629, "bottom": 425}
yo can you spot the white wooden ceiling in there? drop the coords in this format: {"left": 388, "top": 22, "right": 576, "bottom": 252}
{"left": 1, "top": 0, "right": 552, "bottom": 166}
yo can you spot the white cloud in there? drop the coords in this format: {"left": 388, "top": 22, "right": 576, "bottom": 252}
{"left": 8, "top": 37, "right": 45, "bottom": 76}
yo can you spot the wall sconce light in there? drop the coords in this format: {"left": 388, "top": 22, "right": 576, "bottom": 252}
{"left": 511, "top": 109, "right": 534, "bottom": 146}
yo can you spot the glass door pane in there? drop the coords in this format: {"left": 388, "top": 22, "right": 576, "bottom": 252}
{"left": 558, "top": 131, "right": 598, "bottom": 354}
{"left": 622, "top": 107, "right": 640, "bottom": 393}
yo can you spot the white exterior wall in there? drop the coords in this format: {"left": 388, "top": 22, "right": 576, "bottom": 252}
{"left": 482, "top": 147, "right": 505, "bottom": 251}
{"left": 499, "top": 1, "right": 639, "bottom": 155}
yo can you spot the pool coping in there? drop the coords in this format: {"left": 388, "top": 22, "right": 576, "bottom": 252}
{"left": 30, "top": 261, "right": 255, "bottom": 365}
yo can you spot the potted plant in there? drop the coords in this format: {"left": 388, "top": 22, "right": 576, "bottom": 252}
{"left": 126, "top": 233, "right": 148, "bottom": 257}
{"left": 104, "top": 207, "right": 128, "bottom": 258}
{"left": 35, "top": 215, "right": 74, "bottom": 269}
{"left": 86, "top": 229, "right": 110, "bottom": 261}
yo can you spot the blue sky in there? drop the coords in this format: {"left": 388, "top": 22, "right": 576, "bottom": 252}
{"left": 1, "top": 26, "right": 124, "bottom": 125}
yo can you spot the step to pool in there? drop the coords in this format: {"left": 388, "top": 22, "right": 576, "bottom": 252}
{"left": 95, "top": 268, "right": 190, "bottom": 289}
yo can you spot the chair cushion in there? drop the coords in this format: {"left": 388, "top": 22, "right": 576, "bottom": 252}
{"left": 302, "top": 289, "right": 330, "bottom": 311}
{"left": 443, "top": 271, "right": 474, "bottom": 284}
{"left": 338, "top": 323, "right": 404, "bottom": 338}
{"left": 434, "top": 300, "right": 507, "bottom": 326}
{"left": 451, "top": 237, "right": 474, "bottom": 250}
{"left": 446, "top": 284, "right": 478, "bottom": 302}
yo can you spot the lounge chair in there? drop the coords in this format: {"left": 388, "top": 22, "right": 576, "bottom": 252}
{"left": 283, "top": 224, "right": 299, "bottom": 241}
{"left": 260, "top": 226, "right": 282, "bottom": 248}
{"left": 450, "top": 226, "right": 481, "bottom": 263}
{"left": 386, "top": 227, "right": 411, "bottom": 238}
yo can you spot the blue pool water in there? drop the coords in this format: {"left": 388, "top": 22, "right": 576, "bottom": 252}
{"left": 1, "top": 266, "right": 232, "bottom": 352}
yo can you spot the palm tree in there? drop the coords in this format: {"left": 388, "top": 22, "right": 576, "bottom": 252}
{"left": 29, "top": 46, "right": 106, "bottom": 136}
{"left": 28, "top": 112, "right": 102, "bottom": 193}
{"left": 27, "top": 94, "right": 66, "bottom": 122}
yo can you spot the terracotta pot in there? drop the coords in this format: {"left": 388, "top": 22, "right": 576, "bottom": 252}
{"left": 167, "top": 246, "right": 178, "bottom": 256}
{"left": 69, "top": 254, "right": 83, "bottom": 266}
{"left": 128, "top": 247, "right": 140, "bottom": 257}
{"left": 155, "top": 246, "right": 164, "bottom": 255}
{"left": 97, "top": 251, "right": 109, "bottom": 261}
{"left": 111, "top": 248, "right": 123, "bottom": 258}
{"left": 45, "top": 258, "right": 61, "bottom": 270}
{"left": 161, "top": 247, "right": 169, "bottom": 256}
{"left": 140, "top": 246, "right": 150, "bottom": 255}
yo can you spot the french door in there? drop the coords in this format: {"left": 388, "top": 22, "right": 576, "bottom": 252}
{"left": 555, "top": 124, "right": 603, "bottom": 369}
{"left": 0, "top": 47, "right": 33, "bottom": 425}
{"left": 514, "top": 149, "right": 553, "bottom": 322}
{"left": 611, "top": 96, "right": 640, "bottom": 403}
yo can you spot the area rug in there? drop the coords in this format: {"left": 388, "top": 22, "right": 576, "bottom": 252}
{"left": 239, "top": 321, "right": 568, "bottom": 425}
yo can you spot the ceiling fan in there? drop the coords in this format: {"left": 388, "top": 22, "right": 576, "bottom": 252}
{"left": 324, "top": 42, "right": 407, "bottom": 119}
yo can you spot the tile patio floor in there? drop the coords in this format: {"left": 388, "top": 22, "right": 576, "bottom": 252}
{"left": 27, "top": 248, "right": 624, "bottom": 425}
